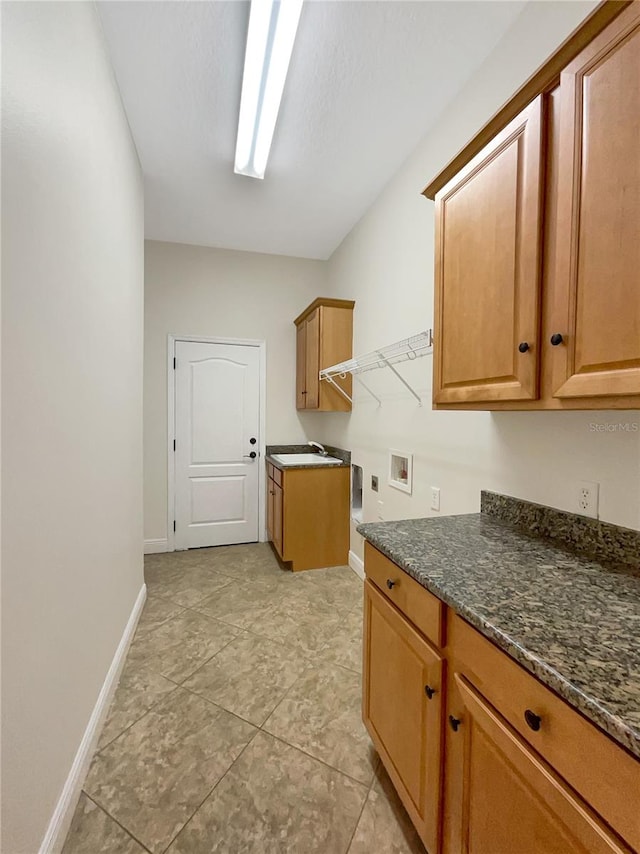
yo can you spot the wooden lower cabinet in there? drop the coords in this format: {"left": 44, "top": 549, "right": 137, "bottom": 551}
{"left": 363, "top": 580, "right": 443, "bottom": 854}
{"left": 443, "top": 672, "right": 629, "bottom": 854}
{"left": 266, "top": 462, "right": 349, "bottom": 571}
{"left": 363, "top": 545, "right": 639, "bottom": 854}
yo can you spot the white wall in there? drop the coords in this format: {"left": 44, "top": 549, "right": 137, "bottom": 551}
{"left": 144, "top": 240, "right": 326, "bottom": 543}
{"left": 1, "top": 4, "right": 144, "bottom": 852}
{"left": 307, "top": 0, "right": 640, "bottom": 556}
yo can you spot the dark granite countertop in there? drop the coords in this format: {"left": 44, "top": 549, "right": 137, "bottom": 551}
{"left": 358, "top": 496, "right": 640, "bottom": 759}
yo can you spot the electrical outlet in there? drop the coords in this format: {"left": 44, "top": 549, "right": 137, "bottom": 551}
{"left": 371, "top": 475, "right": 379, "bottom": 492}
{"left": 577, "top": 481, "right": 599, "bottom": 519}
{"left": 430, "top": 487, "right": 441, "bottom": 512}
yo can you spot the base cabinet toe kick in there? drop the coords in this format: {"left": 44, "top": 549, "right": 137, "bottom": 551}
{"left": 362, "top": 543, "right": 640, "bottom": 854}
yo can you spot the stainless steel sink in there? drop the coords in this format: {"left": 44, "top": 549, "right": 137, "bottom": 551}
{"left": 271, "top": 453, "right": 343, "bottom": 466}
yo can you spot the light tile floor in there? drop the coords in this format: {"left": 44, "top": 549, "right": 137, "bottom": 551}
{"left": 63, "top": 544, "right": 426, "bottom": 854}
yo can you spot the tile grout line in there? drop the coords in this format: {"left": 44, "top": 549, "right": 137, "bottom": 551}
{"left": 344, "top": 766, "right": 378, "bottom": 854}
{"left": 81, "top": 790, "right": 154, "bottom": 854}
{"left": 158, "top": 726, "right": 263, "bottom": 854}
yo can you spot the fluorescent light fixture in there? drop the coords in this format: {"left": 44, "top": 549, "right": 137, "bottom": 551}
{"left": 235, "top": 0, "right": 303, "bottom": 179}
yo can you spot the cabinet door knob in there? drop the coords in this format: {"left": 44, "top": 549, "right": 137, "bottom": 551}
{"left": 449, "top": 715, "right": 461, "bottom": 732}
{"left": 524, "top": 709, "right": 542, "bottom": 731}
{"left": 550, "top": 333, "right": 564, "bottom": 346}
{"left": 518, "top": 342, "right": 530, "bottom": 353}
{"left": 386, "top": 579, "right": 396, "bottom": 590}
{"left": 424, "top": 685, "right": 436, "bottom": 700}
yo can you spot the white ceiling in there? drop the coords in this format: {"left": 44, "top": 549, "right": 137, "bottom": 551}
{"left": 98, "top": 1, "right": 526, "bottom": 260}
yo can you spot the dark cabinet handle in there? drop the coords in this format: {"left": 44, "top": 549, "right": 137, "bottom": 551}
{"left": 524, "top": 709, "right": 542, "bottom": 731}
{"left": 386, "top": 579, "right": 396, "bottom": 590}
{"left": 449, "top": 715, "right": 461, "bottom": 732}
{"left": 424, "top": 685, "right": 436, "bottom": 700}
{"left": 518, "top": 342, "right": 530, "bottom": 353}
{"left": 550, "top": 333, "right": 564, "bottom": 346}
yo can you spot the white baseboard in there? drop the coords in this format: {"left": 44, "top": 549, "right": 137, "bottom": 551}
{"left": 144, "top": 538, "right": 169, "bottom": 554}
{"left": 348, "top": 550, "right": 365, "bottom": 580}
{"left": 39, "top": 583, "right": 147, "bottom": 854}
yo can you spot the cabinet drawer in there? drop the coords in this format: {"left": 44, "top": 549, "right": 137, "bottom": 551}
{"left": 364, "top": 543, "right": 444, "bottom": 648}
{"left": 448, "top": 611, "right": 640, "bottom": 850}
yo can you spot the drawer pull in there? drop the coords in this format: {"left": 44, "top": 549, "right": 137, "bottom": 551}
{"left": 449, "top": 715, "right": 461, "bottom": 732}
{"left": 518, "top": 342, "right": 530, "bottom": 353}
{"left": 550, "top": 333, "right": 564, "bottom": 346}
{"left": 386, "top": 579, "right": 396, "bottom": 590}
{"left": 524, "top": 709, "right": 542, "bottom": 731}
{"left": 424, "top": 685, "right": 436, "bottom": 700}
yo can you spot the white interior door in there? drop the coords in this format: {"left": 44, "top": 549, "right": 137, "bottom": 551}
{"left": 174, "top": 340, "right": 261, "bottom": 549}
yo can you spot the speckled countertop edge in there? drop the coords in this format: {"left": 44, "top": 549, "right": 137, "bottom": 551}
{"left": 357, "top": 511, "right": 640, "bottom": 759}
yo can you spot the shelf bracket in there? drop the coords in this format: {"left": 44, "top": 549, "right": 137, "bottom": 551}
{"left": 321, "top": 373, "right": 353, "bottom": 405}
{"left": 377, "top": 353, "right": 422, "bottom": 406}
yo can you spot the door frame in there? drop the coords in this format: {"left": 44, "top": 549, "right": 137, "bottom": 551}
{"left": 167, "top": 334, "right": 267, "bottom": 552}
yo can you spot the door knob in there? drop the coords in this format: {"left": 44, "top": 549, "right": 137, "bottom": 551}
{"left": 243, "top": 452, "right": 257, "bottom": 459}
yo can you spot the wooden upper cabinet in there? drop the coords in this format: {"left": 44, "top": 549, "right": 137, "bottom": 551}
{"left": 550, "top": 4, "right": 640, "bottom": 399}
{"left": 294, "top": 298, "right": 355, "bottom": 412}
{"left": 304, "top": 308, "right": 320, "bottom": 409}
{"left": 443, "top": 672, "right": 630, "bottom": 854}
{"left": 426, "top": 2, "right": 640, "bottom": 410}
{"left": 433, "top": 97, "right": 544, "bottom": 404}
{"left": 295, "top": 322, "right": 306, "bottom": 409}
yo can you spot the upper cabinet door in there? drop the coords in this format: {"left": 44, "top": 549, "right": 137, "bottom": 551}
{"left": 296, "top": 321, "right": 307, "bottom": 409}
{"left": 434, "top": 96, "right": 544, "bottom": 404}
{"left": 304, "top": 309, "right": 321, "bottom": 409}
{"left": 550, "top": 6, "right": 640, "bottom": 399}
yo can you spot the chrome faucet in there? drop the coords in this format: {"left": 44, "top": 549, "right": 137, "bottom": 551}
{"left": 308, "top": 441, "right": 327, "bottom": 456}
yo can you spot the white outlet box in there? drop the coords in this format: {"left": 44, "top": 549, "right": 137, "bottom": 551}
{"left": 430, "top": 487, "right": 441, "bottom": 512}
{"left": 577, "top": 481, "right": 599, "bottom": 519}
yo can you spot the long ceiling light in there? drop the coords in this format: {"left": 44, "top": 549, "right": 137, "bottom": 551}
{"left": 234, "top": 0, "right": 303, "bottom": 180}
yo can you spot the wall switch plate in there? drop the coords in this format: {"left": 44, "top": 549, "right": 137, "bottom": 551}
{"left": 371, "top": 475, "right": 379, "bottom": 492}
{"left": 430, "top": 487, "right": 441, "bottom": 512}
{"left": 577, "top": 480, "right": 599, "bottom": 519}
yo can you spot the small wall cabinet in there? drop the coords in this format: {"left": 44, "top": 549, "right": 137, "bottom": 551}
{"left": 266, "top": 461, "right": 349, "bottom": 571}
{"left": 294, "top": 298, "right": 355, "bottom": 412}
{"left": 362, "top": 542, "right": 640, "bottom": 854}
{"left": 427, "top": 3, "right": 640, "bottom": 411}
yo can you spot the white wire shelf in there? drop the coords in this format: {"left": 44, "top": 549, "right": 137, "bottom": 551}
{"left": 319, "top": 329, "right": 433, "bottom": 406}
